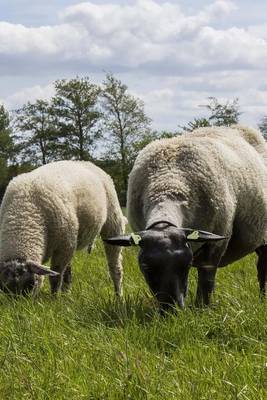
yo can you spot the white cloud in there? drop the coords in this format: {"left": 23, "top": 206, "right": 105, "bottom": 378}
{"left": 3, "top": 84, "right": 55, "bottom": 109}
{"left": 194, "top": 26, "right": 267, "bottom": 67}
{"left": 0, "top": 0, "right": 267, "bottom": 129}
{"left": 206, "top": 0, "right": 237, "bottom": 17}
{"left": 0, "top": 0, "right": 251, "bottom": 70}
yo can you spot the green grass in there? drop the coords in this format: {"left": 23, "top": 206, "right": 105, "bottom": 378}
{"left": 0, "top": 240, "right": 266, "bottom": 399}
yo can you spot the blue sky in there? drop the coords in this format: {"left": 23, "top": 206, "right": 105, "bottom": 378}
{"left": 0, "top": 0, "right": 267, "bottom": 131}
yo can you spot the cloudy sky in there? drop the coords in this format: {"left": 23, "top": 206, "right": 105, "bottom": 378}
{"left": 1, "top": 0, "right": 267, "bottom": 131}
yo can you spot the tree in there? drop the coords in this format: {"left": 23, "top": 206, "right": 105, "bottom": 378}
{"left": 181, "top": 97, "right": 241, "bottom": 132}
{"left": 15, "top": 100, "right": 57, "bottom": 165}
{"left": 258, "top": 116, "right": 267, "bottom": 140}
{"left": 180, "top": 117, "right": 211, "bottom": 132}
{"left": 0, "top": 104, "right": 14, "bottom": 161}
{"left": 0, "top": 104, "right": 16, "bottom": 198}
{"left": 101, "top": 73, "right": 151, "bottom": 203}
{"left": 203, "top": 97, "right": 241, "bottom": 127}
{"left": 52, "top": 77, "right": 102, "bottom": 160}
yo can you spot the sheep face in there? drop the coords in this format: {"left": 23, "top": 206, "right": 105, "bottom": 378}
{"left": 0, "top": 260, "right": 59, "bottom": 295}
{"left": 105, "top": 226, "right": 226, "bottom": 312}
{"left": 138, "top": 229, "right": 192, "bottom": 311}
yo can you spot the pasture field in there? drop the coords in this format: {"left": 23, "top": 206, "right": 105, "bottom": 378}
{"left": 0, "top": 240, "right": 266, "bottom": 399}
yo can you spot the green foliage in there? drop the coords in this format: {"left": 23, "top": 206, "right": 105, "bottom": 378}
{"left": 0, "top": 104, "right": 14, "bottom": 161}
{"left": 52, "top": 77, "right": 102, "bottom": 160}
{"left": 101, "top": 73, "right": 151, "bottom": 204}
{"left": 3, "top": 82, "right": 244, "bottom": 207}
{"left": 258, "top": 116, "right": 267, "bottom": 140}
{"left": 0, "top": 243, "right": 266, "bottom": 399}
{"left": 96, "top": 158, "right": 126, "bottom": 204}
{"left": 204, "top": 97, "right": 241, "bottom": 127}
{"left": 158, "top": 130, "right": 180, "bottom": 139}
{"left": 97, "top": 132, "right": 173, "bottom": 204}
{"left": 14, "top": 100, "right": 58, "bottom": 165}
{"left": 8, "top": 74, "right": 156, "bottom": 205}
{"left": 0, "top": 104, "right": 16, "bottom": 198}
{"left": 182, "top": 97, "right": 241, "bottom": 132}
{"left": 180, "top": 117, "right": 211, "bottom": 132}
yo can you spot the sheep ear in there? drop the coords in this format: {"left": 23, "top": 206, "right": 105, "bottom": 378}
{"left": 104, "top": 233, "right": 142, "bottom": 246}
{"left": 26, "top": 261, "right": 59, "bottom": 276}
{"left": 183, "top": 229, "right": 227, "bottom": 242}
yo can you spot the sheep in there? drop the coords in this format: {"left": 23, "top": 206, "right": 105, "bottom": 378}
{"left": 105, "top": 125, "right": 267, "bottom": 311}
{"left": 0, "top": 160, "right": 126, "bottom": 296}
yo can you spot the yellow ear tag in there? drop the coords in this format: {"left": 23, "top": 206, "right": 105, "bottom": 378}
{"left": 187, "top": 230, "right": 199, "bottom": 240}
{"left": 131, "top": 233, "right": 142, "bottom": 245}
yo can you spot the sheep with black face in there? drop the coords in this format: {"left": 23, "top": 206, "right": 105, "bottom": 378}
{"left": 106, "top": 125, "right": 267, "bottom": 311}
{"left": 0, "top": 160, "right": 126, "bottom": 296}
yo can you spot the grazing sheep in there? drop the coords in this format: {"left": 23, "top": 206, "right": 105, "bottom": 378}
{"left": 0, "top": 160, "right": 126, "bottom": 295}
{"left": 106, "top": 125, "right": 267, "bottom": 311}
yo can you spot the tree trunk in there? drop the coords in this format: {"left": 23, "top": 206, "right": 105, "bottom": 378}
{"left": 39, "top": 138, "right": 46, "bottom": 165}
{"left": 77, "top": 112, "right": 84, "bottom": 160}
{"left": 116, "top": 110, "right": 128, "bottom": 204}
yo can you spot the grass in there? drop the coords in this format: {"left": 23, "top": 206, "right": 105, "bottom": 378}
{"left": 0, "top": 239, "right": 266, "bottom": 399}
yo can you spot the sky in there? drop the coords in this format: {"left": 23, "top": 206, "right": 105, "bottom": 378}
{"left": 0, "top": 0, "right": 267, "bottom": 131}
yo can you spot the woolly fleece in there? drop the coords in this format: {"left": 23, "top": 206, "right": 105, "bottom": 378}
{"left": 0, "top": 160, "right": 125, "bottom": 294}
{"left": 127, "top": 125, "right": 267, "bottom": 267}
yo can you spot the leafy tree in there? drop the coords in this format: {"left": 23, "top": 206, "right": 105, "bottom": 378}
{"left": 258, "top": 116, "right": 267, "bottom": 140}
{"left": 14, "top": 100, "right": 57, "bottom": 165}
{"left": 158, "top": 130, "right": 180, "bottom": 139}
{"left": 52, "top": 77, "right": 102, "bottom": 160}
{"left": 0, "top": 104, "right": 16, "bottom": 198}
{"left": 101, "top": 73, "right": 151, "bottom": 203}
{"left": 95, "top": 158, "right": 125, "bottom": 204}
{"left": 180, "top": 117, "right": 211, "bottom": 132}
{"left": 181, "top": 97, "right": 241, "bottom": 132}
{"left": 203, "top": 97, "right": 241, "bottom": 127}
{"left": 0, "top": 104, "right": 14, "bottom": 161}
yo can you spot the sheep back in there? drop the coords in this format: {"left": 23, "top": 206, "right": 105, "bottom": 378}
{"left": 0, "top": 160, "right": 123, "bottom": 263}
{"left": 127, "top": 126, "right": 267, "bottom": 264}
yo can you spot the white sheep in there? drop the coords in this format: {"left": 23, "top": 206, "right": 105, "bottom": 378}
{"left": 106, "top": 125, "right": 267, "bottom": 310}
{"left": 0, "top": 160, "right": 126, "bottom": 295}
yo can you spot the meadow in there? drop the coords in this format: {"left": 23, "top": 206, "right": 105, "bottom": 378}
{"left": 0, "top": 239, "right": 266, "bottom": 399}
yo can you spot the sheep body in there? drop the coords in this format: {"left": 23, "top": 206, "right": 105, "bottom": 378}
{"left": 0, "top": 160, "right": 125, "bottom": 294}
{"left": 127, "top": 125, "right": 267, "bottom": 267}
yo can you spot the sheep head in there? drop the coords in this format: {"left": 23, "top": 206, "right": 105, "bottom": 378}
{"left": 0, "top": 259, "right": 59, "bottom": 295}
{"left": 105, "top": 224, "right": 226, "bottom": 312}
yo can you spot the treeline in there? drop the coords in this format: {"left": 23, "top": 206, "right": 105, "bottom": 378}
{"left": 1, "top": 74, "right": 155, "bottom": 204}
{"left": 0, "top": 73, "right": 266, "bottom": 204}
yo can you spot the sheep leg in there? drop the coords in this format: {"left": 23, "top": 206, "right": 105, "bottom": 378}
{"left": 100, "top": 225, "right": 123, "bottom": 296}
{"left": 102, "top": 241, "right": 123, "bottom": 297}
{"left": 50, "top": 251, "right": 73, "bottom": 294}
{"left": 100, "top": 209, "right": 125, "bottom": 297}
{"left": 255, "top": 245, "right": 267, "bottom": 296}
{"left": 49, "top": 266, "right": 64, "bottom": 294}
{"left": 195, "top": 267, "right": 217, "bottom": 307}
{"left": 61, "top": 264, "right": 72, "bottom": 292}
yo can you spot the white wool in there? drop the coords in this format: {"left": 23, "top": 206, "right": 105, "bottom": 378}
{"left": 0, "top": 160, "right": 125, "bottom": 295}
{"left": 127, "top": 125, "right": 267, "bottom": 266}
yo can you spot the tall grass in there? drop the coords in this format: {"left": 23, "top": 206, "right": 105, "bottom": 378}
{"left": 0, "top": 240, "right": 266, "bottom": 399}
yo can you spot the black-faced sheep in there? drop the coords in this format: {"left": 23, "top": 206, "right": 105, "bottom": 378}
{"left": 0, "top": 161, "right": 126, "bottom": 295}
{"left": 106, "top": 125, "right": 267, "bottom": 311}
